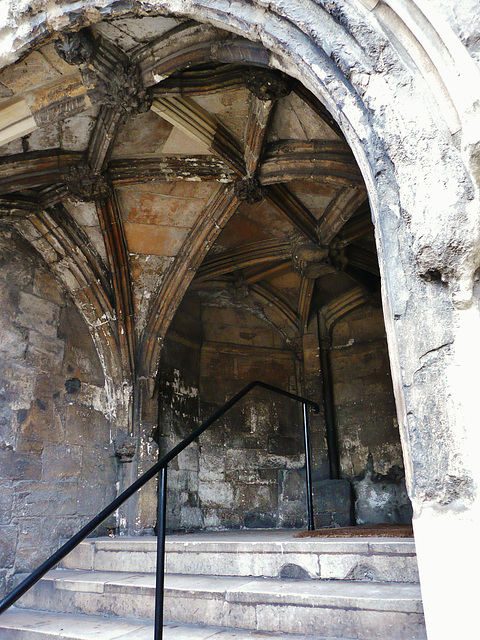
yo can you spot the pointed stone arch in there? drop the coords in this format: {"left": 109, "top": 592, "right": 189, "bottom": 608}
{"left": 5, "top": 205, "right": 126, "bottom": 418}
{"left": 139, "top": 183, "right": 240, "bottom": 380}
{"left": 3, "top": 5, "right": 480, "bottom": 637}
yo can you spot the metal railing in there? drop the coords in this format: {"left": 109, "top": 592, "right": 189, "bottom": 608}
{"left": 0, "top": 380, "right": 319, "bottom": 639}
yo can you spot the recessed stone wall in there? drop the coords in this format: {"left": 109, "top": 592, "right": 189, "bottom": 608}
{"left": 330, "top": 305, "right": 412, "bottom": 524}
{"left": 157, "top": 298, "right": 317, "bottom": 531}
{"left": 0, "top": 227, "right": 116, "bottom": 598}
{"left": 156, "top": 295, "right": 203, "bottom": 532}
{"left": 157, "top": 295, "right": 409, "bottom": 531}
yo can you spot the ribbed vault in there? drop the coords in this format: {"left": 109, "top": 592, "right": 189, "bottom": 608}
{"left": 0, "top": 17, "right": 379, "bottom": 405}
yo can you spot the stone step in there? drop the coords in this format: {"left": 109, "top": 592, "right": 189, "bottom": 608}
{"left": 0, "top": 608, "right": 373, "bottom": 640}
{"left": 15, "top": 570, "right": 425, "bottom": 640}
{"left": 61, "top": 532, "right": 419, "bottom": 583}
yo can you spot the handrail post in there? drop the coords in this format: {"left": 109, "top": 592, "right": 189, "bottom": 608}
{"left": 154, "top": 465, "right": 168, "bottom": 640}
{"left": 302, "top": 402, "right": 315, "bottom": 531}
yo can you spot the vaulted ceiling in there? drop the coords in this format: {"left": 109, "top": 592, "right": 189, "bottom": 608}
{"left": 0, "top": 16, "right": 380, "bottom": 387}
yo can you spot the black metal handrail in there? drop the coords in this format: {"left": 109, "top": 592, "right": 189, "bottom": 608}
{"left": 0, "top": 380, "right": 319, "bottom": 638}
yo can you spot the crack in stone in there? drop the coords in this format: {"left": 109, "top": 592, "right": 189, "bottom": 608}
{"left": 405, "top": 341, "right": 453, "bottom": 387}
{"left": 418, "top": 341, "right": 453, "bottom": 361}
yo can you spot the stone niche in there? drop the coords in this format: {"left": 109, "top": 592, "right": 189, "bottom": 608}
{"left": 157, "top": 291, "right": 411, "bottom": 532}
{"left": 0, "top": 227, "right": 116, "bottom": 598}
{"left": 199, "top": 303, "right": 304, "bottom": 530}
{"left": 330, "top": 305, "right": 412, "bottom": 525}
{"left": 157, "top": 293, "right": 316, "bottom": 531}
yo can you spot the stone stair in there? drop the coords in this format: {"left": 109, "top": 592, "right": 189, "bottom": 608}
{"left": 0, "top": 530, "right": 426, "bottom": 640}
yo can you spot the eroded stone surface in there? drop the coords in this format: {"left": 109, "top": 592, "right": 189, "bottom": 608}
{"left": 2, "top": 4, "right": 480, "bottom": 638}
{"left": 0, "top": 228, "right": 116, "bottom": 598}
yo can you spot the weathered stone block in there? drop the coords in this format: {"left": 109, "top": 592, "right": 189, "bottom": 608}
{"left": 14, "top": 544, "right": 55, "bottom": 574}
{"left": 313, "top": 478, "right": 352, "bottom": 527}
{"left": 14, "top": 481, "right": 78, "bottom": 517}
{"left": 0, "top": 568, "right": 6, "bottom": 600}
{"left": 257, "top": 468, "right": 278, "bottom": 485}
{"left": 279, "top": 499, "right": 308, "bottom": 528}
{"left": 234, "top": 484, "right": 277, "bottom": 511}
{"left": 14, "top": 516, "right": 48, "bottom": 554}
{"left": 279, "top": 468, "right": 306, "bottom": 502}
{"left": 0, "top": 482, "right": 13, "bottom": 523}
{"left": 16, "top": 292, "right": 59, "bottom": 339}
{"left": 218, "top": 402, "right": 251, "bottom": 436}
{"left": 32, "top": 267, "right": 64, "bottom": 305}
{"left": 0, "top": 327, "right": 28, "bottom": 359}
{"left": 268, "top": 435, "right": 299, "bottom": 456}
{"left": 81, "top": 445, "right": 116, "bottom": 483}
{"left": 0, "top": 449, "right": 41, "bottom": 481}
{"left": 65, "top": 405, "right": 110, "bottom": 446}
{"left": 176, "top": 445, "right": 199, "bottom": 472}
{"left": 251, "top": 327, "right": 279, "bottom": 348}
{"left": 244, "top": 511, "right": 276, "bottom": 528}
{"left": 41, "top": 444, "right": 83, "bottom": 481}
{"left": 198, "top": 448, "right": 226, "bottom": 482}
{"left": 6, "top": 366, "right": 36, "bottom": 411}
{"left": 227, "top": 432, "right": 262, "bottom": 449}
{"left": 16, "top": 402, "right": 63, "bottom": 453}
{"left": 225, "top": 448, "right": 258, "bottom": 472}
{"left": 198, "top": 481, "right": 234, "bottom": 507}
{"left": 217, "top": 508, "right": 242, "bottom": 529}
{"left": 76, "top": 482, "right": 112, "bottom": 517}
{"left": 257, "top": 450, "right": 303, "bottom": 470}
{"left": 0, "top": 525, "right": 17, "bottom": 568}
{"left": 353, "top": 474, "right": 413, "bottom": 525}
{"left": 332, "top": 379, "right": 365, "bottom": 404}
{"left": 59, "top": 306, "right": 104, "bottom": 385}
{"left": 26, "top": 332, "right": 64, "bottom": 373}
{"left": 167, "top": 469, "right": 190, "bottom": 492}
{"left": 179, "top": 505, "right": 203, "bottom": 530}
{"left": 225, "top": 466, "right": 277, "bottom": 485}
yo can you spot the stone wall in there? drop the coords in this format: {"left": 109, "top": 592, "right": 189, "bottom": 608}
{"left": 157, "top": 296, "right": 410, "bottom": 531}
{"left": 156, "top": 294, "right": 202, "bottom": 532}
{"left": 330, "top": 305, "right": 412, "bottom": 524}
{"left": 3, "top": 2, "right": 480, "bottom": 637}
{"left": 199, "top": 305, "right": 305, "bottom": 530}
{"left": 157, "top": 299, "right": 319, "bottom": 531}
{"left": 0, "top": 227, "right": 117, "bottom": 598}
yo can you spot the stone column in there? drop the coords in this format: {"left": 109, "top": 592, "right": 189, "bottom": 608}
{"left": 129, "top": 376, "right": 159, "bottom": 535}
{"left": 373, "top": 179, "right": 480, "bottom": 640}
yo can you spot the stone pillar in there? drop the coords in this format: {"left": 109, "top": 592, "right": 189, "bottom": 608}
{"left": 408, "top": 305, "right": 480, "bottom": 640}
{"left": 129, "top": 376, "right": 159, "bottom": 535}
{"left": 374, "top": 190, "right": 480, "bottom": 640}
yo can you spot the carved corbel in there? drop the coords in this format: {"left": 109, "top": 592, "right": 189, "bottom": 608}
{"left": 243, "top": 68, "right": 291, "bottom": 102}
{"left": 329, "top": 238, "right": 349, "bottom": 272}
{"left": 114, "top": 436, "right": 137, "bottom": 463}
{"left": 234, "top": 175, "right": 265, "bottom": 204}
{"left": 54, "top": 28, "right": 95, "bottom": 65}
{"left": 290, "top": 233, "right": 332, "bottom": 279}
{"left": 62, "top": 161, "right": 111, "bottom": 202}
{"left": 55, "top": 29, "right": 152, "bottom": 114}
{"left": 289, "top": 232, "right": 349, "bottom": 279}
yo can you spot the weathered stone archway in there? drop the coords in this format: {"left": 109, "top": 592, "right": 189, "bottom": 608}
{"left": 2, "top": 3, "right": 480, "bottom": 638}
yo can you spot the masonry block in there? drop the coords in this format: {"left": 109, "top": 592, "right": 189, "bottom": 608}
{"left": 0, "top": 525, "right": 17, "bottom": 568}
{"left": 313, "top": 479, "right": 352, "bottom": 527}
{"left": 0, "top": 450, "right": 41, "bottom": 481}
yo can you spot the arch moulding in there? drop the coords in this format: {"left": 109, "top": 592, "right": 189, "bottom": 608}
{"left": 2, "top": 3, "right": 480, "bottom": 639}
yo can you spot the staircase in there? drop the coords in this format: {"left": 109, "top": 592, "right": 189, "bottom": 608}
{"left": 0, "top": 530, "right": 426, "bottom": 640}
